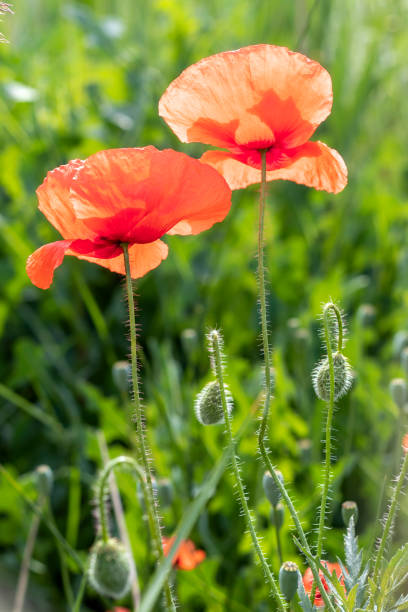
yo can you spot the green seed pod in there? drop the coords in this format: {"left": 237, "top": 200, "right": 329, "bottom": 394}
{"left": 112, "top": 361, "right": 130, "bottom": 393}
{"left": 341, "top": 500, "right": 358, "bottom": 526}
{"left": 389, "top": 378, "right": 407, "bottom": 410}
{"left": 36, "top": 465, "right": 53, "bottom": 498}
{"left": 393, "top": 331, "right": 408, "bottom": 359}
{"left": 312, "top": 352, "right": 352, "bottom": 401}
{"left": 279, "top": 561, "right": 299, "bottom": 602}
{"left": 88, "top": 538, "right": 132, "bottom": 599}
{"left": 194, "top": 380, "right": 232, "bottom": 425}
{"left": 263, "top": 470, "right": 284, "bottom": 507}
{"left": 269, "top": 502, "right": 284, "bottom": 530}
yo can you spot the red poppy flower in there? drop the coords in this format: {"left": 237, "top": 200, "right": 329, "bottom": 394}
{"left": 159, "top": 44, "right": 347, "bottom": 193}
{"left": 402, "top": 433, "right": 408, "bottom": 454}
{"left": 26, "top": 146, "right": 231, "bottom": 289}
{"left": 162, "top": 536, "right": 206, "bottom": 570}
{"left": 302, "top": 561, "right": 345, "bottom": 607}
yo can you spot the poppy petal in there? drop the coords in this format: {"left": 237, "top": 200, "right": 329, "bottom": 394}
{"left": 159, "top": 44, "right": 333, "bottom": 149}
{"left": 72, "top": 240, "right": 169, "bottom": 279}
{"left": 71, "top": 148, "right": 231, "bottom": 242}
{"left": 201, "top": 141, "right": 347, "bottom": 193}
{"left": 26, "top": 240, "right": 75, "bottom": 289}
{"left": 36, "top": 160, "right": 92, "bottom": 240}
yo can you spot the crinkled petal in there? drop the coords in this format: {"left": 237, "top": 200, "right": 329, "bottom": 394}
{"left": 71, "top": 148, "right": 231, "bottom": 241}
{"left": 26, "top": 240, "right": 74, "bottom": 289}
{"left": 201, "top": 141, "right": 347, "bottom": 193}
{"left": 159, "top": 44, "right": 333, "bottom": 149}
{"left": 71, "top": 240, "right": 169, "bottom": 279}
{"left": 36, "top": 160, "right": 93, "bottom": 240}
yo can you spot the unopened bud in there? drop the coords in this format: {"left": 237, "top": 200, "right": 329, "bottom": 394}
{"left": 390, "top": 378, "right": 407, "bottom": 410}
{"left": 312, "top": 352, "right": 352, "bottom": 402}
{"left": 393, "top": 331, "right": 408, "bottom": 359}
{"left": 88, "top": 538, "right": 132, "bottom": 599}
{"left": 112, "top": 361, "right": 130, "bottom": 394}
{"left": 341, "top": 500, "right": 358, "bottom": 526}
{"left": 401, "top": 348, "right": 408, "bottom": 379}
{"left": 357, "top": 304, "right": 376, "bottom": 327}
{"left": 263, "top": 470, "right": 283, "bottom": 507}
{"left": 279, "top": 561, "right": 299, "bottom": 602}
{"left": 36, "top": 465, "right": 53, "bottom": 498}
{"left": 269, "top": 502, "right": 284, "bottom": 530}
{"left": 194, "top": 380, "right": 232, "bottom": 425}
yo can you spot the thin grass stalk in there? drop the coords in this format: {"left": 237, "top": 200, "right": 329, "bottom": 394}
{"left": 368, "top": 448, "right": 408, "bottom": 608}
{"left": 12, "top": 509, "right": 41, "bottom": 612}
{"left": 122, "top": 243, "right": 176, "bottom": 612}
{"left": 209, "top": 330, "right": 286, "bottom": 611}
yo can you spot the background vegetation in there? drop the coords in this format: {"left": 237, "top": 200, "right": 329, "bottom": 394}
{"left": 1, "top": 0, "right": 408, "bottom": 609}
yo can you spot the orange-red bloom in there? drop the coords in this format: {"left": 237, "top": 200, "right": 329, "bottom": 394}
{"left": 402, "top": 433, "right": 408, "bottom": 454}
{"left": 162, "top": 536, "right": 206, "bottom": 570}
{"left": 159, "top": 44, "right": 347, "bottom": 193}
{"left": 26, "top": 146, "right": 231, "bottom": 289}
{"left": 302, "top": 561, "right": 344, "bottom": 607}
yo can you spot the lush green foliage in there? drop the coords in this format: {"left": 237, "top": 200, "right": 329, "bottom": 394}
{"left": 1, "top": 0, "right": 408, "bottom": 610}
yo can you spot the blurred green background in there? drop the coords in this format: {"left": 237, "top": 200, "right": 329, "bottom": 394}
{"left": 1, "top": 0, "right": 408, "bottom": 610}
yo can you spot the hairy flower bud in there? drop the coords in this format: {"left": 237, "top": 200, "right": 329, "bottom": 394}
{"left": 389, "top": 378, "right": 407, "bottom": 410}
{"left": 263, "top": 470, "right": 283, "bottom": 507}
{"left": 36, "top": 465, "right": 53, "bottom": 498}
{"left": 312, "top": 352, "right": 352, "bottom": 401}
{"left": 279, "top": 561, "right": 299, "bottom": 602}
{"left": 269, "top": 502, "right": 284, "bottom": 530}
{"left": 194, "top": 380, "right": 232, "bottom": 425}
{"left": 341, "top": 500, "right": 358, "bottom": 526}
{"left": 112, "top": 361, "right": 130, "bottom": 394}
{"left": 88, "top": 538, "right": 132, "bottom": 599}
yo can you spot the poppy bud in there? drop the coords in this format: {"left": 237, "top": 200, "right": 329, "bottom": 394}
{"left": 401, "top": 348, "right": 408, "bottom": 379}
{"left": 279, "top": 561, "right": 299, "bottom": 602}
{"left": 393, "top": 331, "right": 408, "bottom": 359}
{"left": 389, "top": 378, "right": 407, "bottom": 410}
{"left": 341, "top": 500, "right": 358, "bottom": 526}
{"left": 88, "top": 538, "right": 132, "bottom": 599}
{"left": 263, "top": 470, "right": 283, "bottom": 507}
{"left": 112, "top": 361, "right": 130, "bottom": 394}
{"left": 36, "top": 464, "right": 53, "bottom": 498}
{"left": 356, "top": 304, "right": 376, "bottom": 327}
{"left": 312, "top": 352, "right": 352, "bottom": 402}
{"left": 269, "top": 502, "right": 285, "bottom": 530}
{"left": 194, "top": 380, "right": 232, "bottom": 425}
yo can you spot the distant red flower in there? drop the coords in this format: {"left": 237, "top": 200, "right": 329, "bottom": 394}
{"left": 402, "top": 433, "right": 408, "bottom": 454}
{"left": 162, "top": 536, "right": 206, "bottom": 570}
{"left": 302, "top": 561, "right": 344, "bottom": 607}
{"left": 106, "top": 608, "right": 131, "bottom": 612}
{"left": 159, "top": 44, "right": 347, "bottom": 193}
{"left": 26, "top": 147, "right": 231, "bottom": 289}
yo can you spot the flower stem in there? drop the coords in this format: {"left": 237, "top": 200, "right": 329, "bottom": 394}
{"left": 311, "top": 303, "right": 339, "bottom": 602}
{"left": 122, "top": 243, "right": 176, "bottom": 612}
{"left": 274, "top": 519, "right": 283, "bottom": 566}
{"left": 368, "top": 448, "right": 408, "bottom": 608}
{"left": 12, "top": 505, "right": 42, "bottom": 612}
{"left": 254, "top": 157, "right": 335, "bottom": 612}
{"left": 209, "top": 330, "right": 286, "bottom": 611}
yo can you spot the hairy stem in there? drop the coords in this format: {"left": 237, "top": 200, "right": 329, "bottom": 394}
{"left": 122, "top": 244, "right": 176, "bottom": 612}
{"left": 210, "top": 330, "right": 286, "bottom": 611}
{"left": 254, "top": 157, "right": 335, "bottom": 611}
{"left": 311, "top": 303, "right": 339, "bottom": 602}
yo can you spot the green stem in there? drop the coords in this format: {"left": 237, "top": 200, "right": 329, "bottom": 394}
{"left": 209, "top": 330, "right": 286, "bottom": 611}
{"left": 122, "top": 244, "right": 176, "bottom": 612}
{"left": 254, "top": 156, "right": 335, "bottom": 612}
{"left": 72, "top": 560, "right": 89, "bottom": 612}
{"left": 368, "top": 449, "right": 408, "bottom": 608}
{"left": 48, "top": 505, "right": 74, "bottom": 608}
{"left": 274, "top": 518, "right": 283, "bottom": 566}
{"left": 311, "top": 303, "right": 338, "bottom": 602}
{"left": 12, "top": 504, "right": 42, "bottom": 612}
